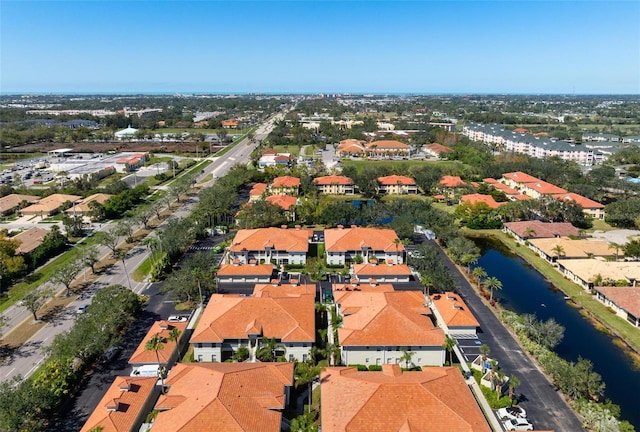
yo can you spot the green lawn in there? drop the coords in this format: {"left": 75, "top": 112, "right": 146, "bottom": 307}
{"left": 132, "top": 256, "right": 153, "bottom": 282}
{"left": 465, "top": 229, "right": 640, "bottom": 356}
{"left": 589, "top": 219, "right": 616, "bottom": 232}
{"left": 153, "top": 127, "right": 251, "bottom": 135}
{"left": 268, "top": 145, "right": 302, "bottom": 157}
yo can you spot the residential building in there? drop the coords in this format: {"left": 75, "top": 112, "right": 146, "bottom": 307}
{"left": 430, "top": 292, "right": 480, "bottom": 337}
{"left": 351, "top": 262, "right": 412, "bottom": 283}
{"left": 324, "top": 226, "right": 405, "bottom": 265}
{"left": 12, "top": 227, "right": 49, "bottom": 255}
{"left": 258, "top": 151, "right": 293, "bottom": 169}
{"left": 321, "top": 365, "right": 491, "bottom": 432}
{"left": 503, "top": 221, "right": 579, "bottom": 243}
{"left": 229, "top": 227, "right": 312, "bottom": 265}
{"left": 216, "top": 262, "right": 275, "bottom": 284}
{"left": 128, "top": 320, "right": 189, "bottom": 369}
{"left": 20, "top": 193, "right": 81, "bottom": 217}
{"left": 336, "top": 139, "right": 366, "bottom": 156}
{"left": 440, "top": 175, "right": 467, "bottom": 188}
{"left": 376, "top": 175, "right": 418, "bottom": 195}
{"left": 270, "top": 176, "right": 300, "bottom": 196}
{"left": 460, "top": 193, "right": 505, "bottom": 209}
{"left": 501, "top": 171, "right": 541, "bottom": 189}
{"left": 595, "top": 287, "right": 640, "bottom": 328}
{"left": 190, "top": 288, "right": 315, "bottom": 362}
{"left": 65, "top": 193, "right": 112, "bottom": 217}
{"left": 528, "top": 238, "right": 612, "bottom": 263}
{"left": 313, "top": 175, "right": 356, "bottom": 195}
{"left": 249, "top": 183, "right": 268, "bottom": 201}
{"left": 518, "top": 180, "right": 567, "bottom": 199}
{"left": 152, "top": 362, "right": 293, "bottom": 432}
{"left": 265, "top": 195, "right": 298, "bottom": 220}
{"left": 79, "top": 376, "right": 158, "bottom": 432}
{"left": 334, "top": 290, "right": 445, "bottom": 366}
{"left": 365, "top": 139, "right": 411, "bottom": 157}
{"left": 552, "top": 192, "right": 606, "bottom": 220}
{"left": 221, "top": 119, "right": 239, "bottom": 128}
{"left": 582, "top": 133, "right": 620, "bottom": 142}
{"left": 0, "top": 194, "right": 39, "bottom": 215}
{"left": 423, "top": 143, "right": 454, "bottom": 158}
{"left": 557, "top": 259, "right": 640, "bottom": 290}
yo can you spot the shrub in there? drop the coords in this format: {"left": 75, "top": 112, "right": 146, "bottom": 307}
{"left": 348, "top": 364, "right": 368, "bottom": 371}
{"left": 368, "top": 365, "right": 383, "bottom": 371}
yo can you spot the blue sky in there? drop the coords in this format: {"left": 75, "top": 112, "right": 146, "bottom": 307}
{"left": 1, "top": 1, "right": 639, "bottom": 94}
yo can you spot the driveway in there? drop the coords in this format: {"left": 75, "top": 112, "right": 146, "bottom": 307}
{"left": 429, "top": 241, "right": 584, "bottom": 432}
{"left": 591, "top": 229, "right": 640, "bottom": 245}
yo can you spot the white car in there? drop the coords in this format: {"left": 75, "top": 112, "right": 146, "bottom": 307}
{"left": 168, "top": 315, "right": 188, "bottom": 322}
{"left": 497, "top": 406, "right": 527, "bottom": 421}
{"left": 502, "top": 418, "right": 533, "bottom": 431}
{"left": 76, "top": 304, "right": 89, "bottom": 314}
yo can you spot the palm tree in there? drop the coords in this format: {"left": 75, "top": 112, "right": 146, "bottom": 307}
{"left": 443, "top": 335, "right": 457, "bottom": 366}
{"left": 145, "top": 333, "right": 165, "bottom": 385}
{"left": 421, "top": 275, "right": 434, "bottom": 297}
{"left": 400, "top": 349, "right": 415, "bottom": 370}
{"left": 460, "top": 254, "right": 478, "bottom": 274}
{"left": 523, "top": 227, "right": 536, "bottom": 240}
{"left": 508, "top": 375, "right": 520, "bottom": 406}
{"left": 609, "top": 242, "right": 622, "bottom": 261}
{"left": 479, "top": 344, "right": 491, "bottom": 373}
{"left": 495, "top": 368, "right": 506, "bottom": 397}
{"left": 393, "top": 237, "right": 402, "bottom": 263}
{"left": 484, "top": 276, "right": 503, "bottom": 302}
{"left": 295, "top": 362, "right": 322, "bottom": 413}
{"left": 472, "top": 266, "right": 487, "bottom": 285}
{"left": 324, "top": 342, "right": 341, "bottom": 366}
{"left": 551, "top": 244, "right": 565, "bottom": 262}
{"left": 256, "top": 337, "right": 286, "bottom": 362}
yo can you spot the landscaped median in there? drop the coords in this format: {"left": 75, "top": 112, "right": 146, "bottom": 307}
{"left": 464, "top": 228, "right": 640, "bottom": 363}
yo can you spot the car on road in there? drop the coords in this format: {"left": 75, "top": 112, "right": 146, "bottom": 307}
{"left": 168, "top": 315, "right": 188, "bottom": 322}
{"left": 101, "top": 346, "right": 120, "bottom": 363}
{"left": 502, "top": 418, "right": 533, "bottom": 431}
{"left": 76, "top": 304, "right": 89, "bottom": 314}
{"left": 497, "top": 406, "right": 527, "bottom": 421}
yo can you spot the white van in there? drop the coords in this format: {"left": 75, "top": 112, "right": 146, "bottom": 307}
{"left": 130, "top": 364, "right": 160, "bottom": 377}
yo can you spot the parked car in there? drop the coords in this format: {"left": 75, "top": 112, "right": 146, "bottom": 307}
{"left": 497, "top": 406, "right": 527, "bottom": 421}
{"left": 502, "top": 418, "right": 533, "bottom": 431}
{"left": 76, "top": 304, "right": 89, "bottom": 314}
{"left": 101, "top": 346, "right": 120, "bottom": 363}
{"left": 168, "top": 315, "right": 188, "bottom": 322}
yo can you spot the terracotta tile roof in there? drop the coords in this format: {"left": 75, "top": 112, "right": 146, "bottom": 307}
{"left": 324, "top": 227, "right": 404, "bottom": 253}
{"left": 336, "top": 291, "right": 444, "bottom": 347}
{"left": 313, "top": 175, "right": 354, "bottom": 186}
{"left": 128, "top": 321, "right": 188, "bottom": 365}
{"left": 552, "top": 192, "right": 605, "bottom": 209}
{"left": 249, "top": 183, "right": 268, "bottom": 197}
{"left": 191, "top": 293, "right": 315, "bottom": 343}
{"left": 12, "top": 227, "right": 49, "bottom": 254}
{"left": 431, "top": 292, "right": 480, "bottom": 328}
{"left": 502, "top": 171, "right": 541, "bottom": 184}
{"left": 0, "top": 194, "right": 39, "bottom": 214}
{"left": 265, "top": 194, "right": 298, "bottom": 210}
{"left": 492, "top": 183, "right": 519, "bottom": 195}
{"left": 274, "top": 154, "right": 292, "bottom": 162}
{"left": 366, "top": 140, "right": 410, "bottom": 150}
{"left": 230, "top": 227, "right": 312, "bottom": 253}
{"left": 513, "top": 127, "right": 530, "bottom": 133}
{"left": 460, "top": 194, "right": 505, "bottom": 209}
{"left": 21, "top": 193, "right": 81, "bottom": 214}
{"left": 216, "top": 263, "right": 274, "bottom": 277}
{"left": 377, "top": 175, "right": 416, "bottom": 186}
{"left": 529, "top": 237, "right": 612, "bottom": 258}
{"left": 595, "top": 287, "right": 640, "bottom": 317}
{"left": 424, "top": 143, "right": 454, "bottom": 154}
{"left": 66, "top": 193, "right": 113, "bottom": 214}
{"left": 440, "top": 175, "right": 466, "bottom": 187}
{"left": 512, "top": 193, "right": 533, "bottom": 201}
{"left": 483, "top": 178, "right": 499, "bottom": 184}
{"left": 337, "top": 139, "right": 366, "bottom": 154}
{"left": 504, "top": 221, "right": 579, "bottom": 239}
{"left": 321, "top": 365, "right": 491, "bottom": 432}
{"left": 80, "top": 376, "right": 157, "bottom": 432}
{"left": 332, "top": 283, "right": 396, "bottom": 294}
{"left": 253, "top": 283, "right": 317, "bottom": 298}
{"left": 525, "top": 181, "right": 567, "bottom": 195}
{"left": 352, "top": 263, "right": 412, "bottom": 277}
{"left": 271, "top": 176, "right": 300, "bottom": 188}
{"left": 153, "top": 362, "right": 293, "bottom": 432}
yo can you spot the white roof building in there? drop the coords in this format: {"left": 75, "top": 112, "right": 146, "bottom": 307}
{"left": 115, "top": 126, "right": 138, "bottom": 139}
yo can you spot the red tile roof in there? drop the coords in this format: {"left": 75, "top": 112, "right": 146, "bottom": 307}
{"left": 366, "top": 140, "right": 410, "bottom": 150}
{"left": 230, "top": 227, "right": 312, "bottom": 253}
{"left": 332, "top": 283, "right": 396, "bottom": 293}
{"left": 440, "top": 175, "right": 466, "bottom": 187}
{"left": 492, "top": 183, "right": 519, "bottom": 195}
{"left": 336, "top": 291, "right": 444, "bottom": 347}
{"left": 460, "top": 194, "right": 505, "bottom": 209}
{"left": 324, "top": 227, "right": 404, "bottom": 253}
{"left": 552, "top": 192, "right": 605, "bottom": 209}
{"left": 525, "top": 181, "right": 567, "bottom": 195}
{"left": 266, "top": 195, "right": 297, "bottom": 210}
{"left": 153, "top": 362, "right": 293, "bottom": 432}
{"left": 504, "top": 220, "right": 579, "bottom": 239}
{"left": 502, "top": 171, "right": 541, "bottom": 184}
{"left": 483, "top": 178, "right": 499, "bottom": 184}
{"left": 128, "top": 321, "right": 188, "bottom": 365}
{"left": 80, "top": 376, "right": 157, "bottom": 432}
{"left": 431, "top": 292, "right": 480, "bottom": 328}
{"left": 352, "top": 263, "right": 412, "bottom": 277}
{"left": 595, "top": 287, "right": 640, "bottom": 317}
{"left": 313, "top": 175, "right": 354, "bottom": 186}
{"left": 377, "top": 175, "right": 416, "bottom": 186}
{"left": 191, "top": 293, "right": 315, "bottom": 343}
{"left": 424, "top": 143, "right": 454, "bottom": 154}
{"left": 271, "top": 176, "right": 300, "bottom": 188}
{"left": 321, "top": 365, "right": 491, "bottom": 432}
{"left": 216, "top": 263, "right": 274, "bottom": 277}
{"left": 252, "top": 283, "right": 317, "bottom": 298}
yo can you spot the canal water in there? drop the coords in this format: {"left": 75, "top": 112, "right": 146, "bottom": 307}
{"left": 473, "top": 237, "right": 640, "bottom": 429}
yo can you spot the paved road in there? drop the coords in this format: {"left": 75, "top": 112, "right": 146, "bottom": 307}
{"left": 0, "top": 112, "right": 284, "bottom": 384}
{"left": 430, "top": 240, "right": 584, "bottom": 432}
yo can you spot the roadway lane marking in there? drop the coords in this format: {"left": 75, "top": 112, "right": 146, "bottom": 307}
{"left": 25, "top": 358, "right": 45, "bottom": 379}
{"left": 4, "top": 368, "right": 15, "bottom": 378}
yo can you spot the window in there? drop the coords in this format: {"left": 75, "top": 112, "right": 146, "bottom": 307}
{"left": 365, "top": 358, "right": 369, "bottom": 363}
{"left": 211, "top": 355, "right": 217, "bottom": 362}
{"left": 289, "top": 354, "right": 294, "bottom": 361}
{"left": 197, "top": 355, "right": 203, "bottom": 362}
{"left": 303, "top": 354, "right": 308, "bottom": 362}
{"left": 376, "top": 358, "right": 381, "bottom": 365}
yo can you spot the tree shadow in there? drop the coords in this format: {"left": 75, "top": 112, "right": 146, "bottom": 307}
{"left": 40, "top": 305, "right": 64, "bottom": 323}
{"left": 24, "top": 272, "right": 43, "bottom": 284}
